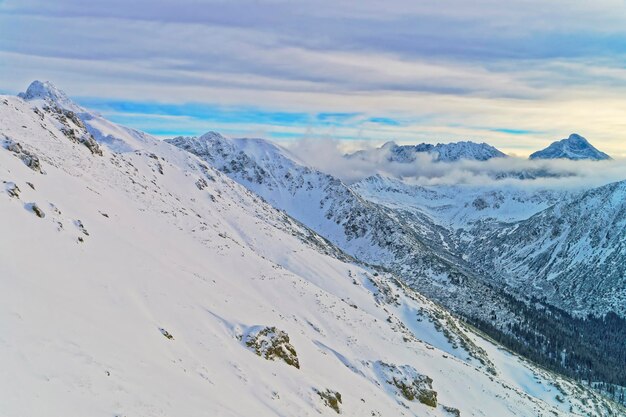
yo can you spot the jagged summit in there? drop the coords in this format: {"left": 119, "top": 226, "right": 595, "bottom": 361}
{"left": 529, "top": 134, "right": 611, "bottom": 160}
{"left": 347, "top": 140, "right": 507, "bottom": 163}
{"left": 18, "top": 80, "right": 84, "bottom": 113}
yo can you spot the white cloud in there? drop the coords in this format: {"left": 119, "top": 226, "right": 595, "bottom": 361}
{"left": 285, "top": 138, "right": 626, "bottom": 189}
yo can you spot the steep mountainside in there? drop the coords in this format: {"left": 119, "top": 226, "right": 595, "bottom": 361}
{"left": 467, "top": 180, "right": 626, "bottom": 317}
{"left": 166, "top": 133, "right": 529, "bottom": 325}
{"left": 4, "top": 86, "right": 623, "bottom": 416}
{"left": 529, "top": 134, "right": 612, "bottom": 160}
{"left": 346, "top": 140, "right": 507, "bottom": 162}
{"left": 167, "top": 130, "right": 626, "bottom": 402}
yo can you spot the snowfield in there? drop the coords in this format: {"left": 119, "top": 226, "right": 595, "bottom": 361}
{"left": 0, "top": 86, "right": 624, "bottom": 417}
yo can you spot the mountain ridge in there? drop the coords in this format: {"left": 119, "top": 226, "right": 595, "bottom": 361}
{"left": 346, "top": 140, "right": 507, "bottom": 162}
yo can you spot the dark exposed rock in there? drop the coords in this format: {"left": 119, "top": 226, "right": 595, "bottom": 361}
{"left": 374, "top": 361, "right": 437, "bottom": 407}
{"left": 443, "top": 405, "right": 461, "bottom": 416}
{"left": 75, "top": 219, "right": 89, "bottom": 236}
{"left": 315, "top": 388, "right": 342, "bottom": 414}
{"left": 244, "top": 326, "right": 299, "bottom": 369}
{"left": 159, "top": 328, "right": 174, "bottom": 340}
{"left": 6, "top": 182, "right": 20, "bottom": 198}
{"left": 4, "top": 139, "right": 43, "bottom": 173}
{"left": 195, "top": 178, "right": 208, "bottom": 190}
{"left": 43, "top": 105, "right": 103, "bottom": 156}
{"left": 29, "top": 203, "right": 45, "bottom": 218}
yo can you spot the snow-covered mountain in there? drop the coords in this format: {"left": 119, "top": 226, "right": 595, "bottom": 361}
{"left": 167, "top": 129, "right": 626, "bottom": 401}
{"left": 467, "top": 179, "right": 626, "bottom": 317}
{"left": 529, "top": 134, "right": 612, "bottom": 160}
{"left": 346, "top": 140, "right": 507, "bottom": 163}
{"left": 4, "top": 81, "right": 625, "bottom": 415}
{"left": 351, "top": 170, "right": 626, "bottom": 319}
{"left": 165, "top": 129, "right": 626, "bottom": 402}
{"left": 166, "top": 132, "right": 530, "bottom": 327}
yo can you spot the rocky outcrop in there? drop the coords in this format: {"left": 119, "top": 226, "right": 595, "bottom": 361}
{"left": 28, "top": 203, "right": 45, "bottom": 218}
{"left": 43, "top": 105, "right": 103, "bottom": 156}
{"left": 244, "top": 326, "right": 300, "bottom": 369}
{"left": 374, "top": 361, "right": 437, "bottom": 407}
{"left": 4, "top": 139, "right": 43, "bottom": 173}
{"left": 5, "top": 182, "right": 20, "bottom": 198}
{"left": 315, "top": 388, "right": 342, "bottom": 414}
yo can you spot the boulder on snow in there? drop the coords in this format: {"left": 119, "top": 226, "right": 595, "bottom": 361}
{"left": 5, "top": 182, "right": 20, "bottom": 198}
{"left": 27, "top": 203, "right": 45, "bottom": 218}
{"left": 244, "top": 326, "right": 300, "bottom": 369}
{"left": 315, "top": 388, "right": 342, "bottom": 414}
{"left": 374, "top": 361, "right": 438, "bottom": 407}
{"left": 443, "top": 404, "right": 461, "bottom": 416}
{"left": 159, "top": 328, "right": 174, "bottom": 340}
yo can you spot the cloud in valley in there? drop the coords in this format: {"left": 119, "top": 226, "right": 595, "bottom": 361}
{"left": 285, "top": 138, "right": 626, "bottom": 189}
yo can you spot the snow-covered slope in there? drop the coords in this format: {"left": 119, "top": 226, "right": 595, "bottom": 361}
{"left": 166, "top": 133, "right": 535, "bottom": 327}
{"left": 529, "top": 134, "right": 612, "bottom": 160}
{"left": 346, "top": 140, "right": 507, "bottom": 163}
{"left": 3, "top": 90, "right": 623, "bottom": 416}
{"left": 167, "top": 131, "right": 626, "bottom": 398}
{"left": 467, "top": 179, "right": 626, "bottom": 317}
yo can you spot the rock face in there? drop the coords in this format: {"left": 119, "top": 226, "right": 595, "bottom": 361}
{"left": 346, "top": 140, "right": 507, "bottom": 163}
{"left": 374, "top": 362, "right": 438, "bottom": 407}
{"left": 529, "top": 134, "right": 611, "bottom": 160}
{"left": 244, "top": 326, "right": 300, "bottom": 369}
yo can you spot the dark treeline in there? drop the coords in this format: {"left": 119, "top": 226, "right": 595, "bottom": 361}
{"left": 466, "top": 295, "right": 626, "bottom": 401}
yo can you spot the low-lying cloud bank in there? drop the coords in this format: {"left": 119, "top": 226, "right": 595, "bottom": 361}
{"left": 285, "top": 138, "right": 626, "bottom": 189}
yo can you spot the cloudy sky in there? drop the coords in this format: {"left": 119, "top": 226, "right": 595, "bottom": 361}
{"left": 1, "top": 0, "right": 626, "bottom": 156}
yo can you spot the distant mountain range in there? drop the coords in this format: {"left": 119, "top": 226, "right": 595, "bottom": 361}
{"left": 345, "top": 133, "right": 612, "bottom": 162}
{"left": 346, "top": 140, "right": 507, "bottom": 162}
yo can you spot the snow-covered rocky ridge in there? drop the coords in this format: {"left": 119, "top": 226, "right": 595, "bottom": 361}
{"left": 2, "top": 86, "right": 622, "bottom": 416}
{"left": 346, "top": 140, "right": 507, "bottom": 163}
{"left": 529, "top": 133, "right": 612, "bottom": 160}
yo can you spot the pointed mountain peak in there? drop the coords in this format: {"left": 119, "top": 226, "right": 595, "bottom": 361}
{"left": 18, "top": 80, "right": 84, "bottom": 112}
{"left": 199, "top": 131, "right": 227, "bottom": 141}
{"left": 19, "top": 80, "right": 68, "bottom": 102}
{"left": 380, "top": 141, "right": 398, "bottom": 149}
{"left": 529, "top": 133, "right": 611, "bottom": 160}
